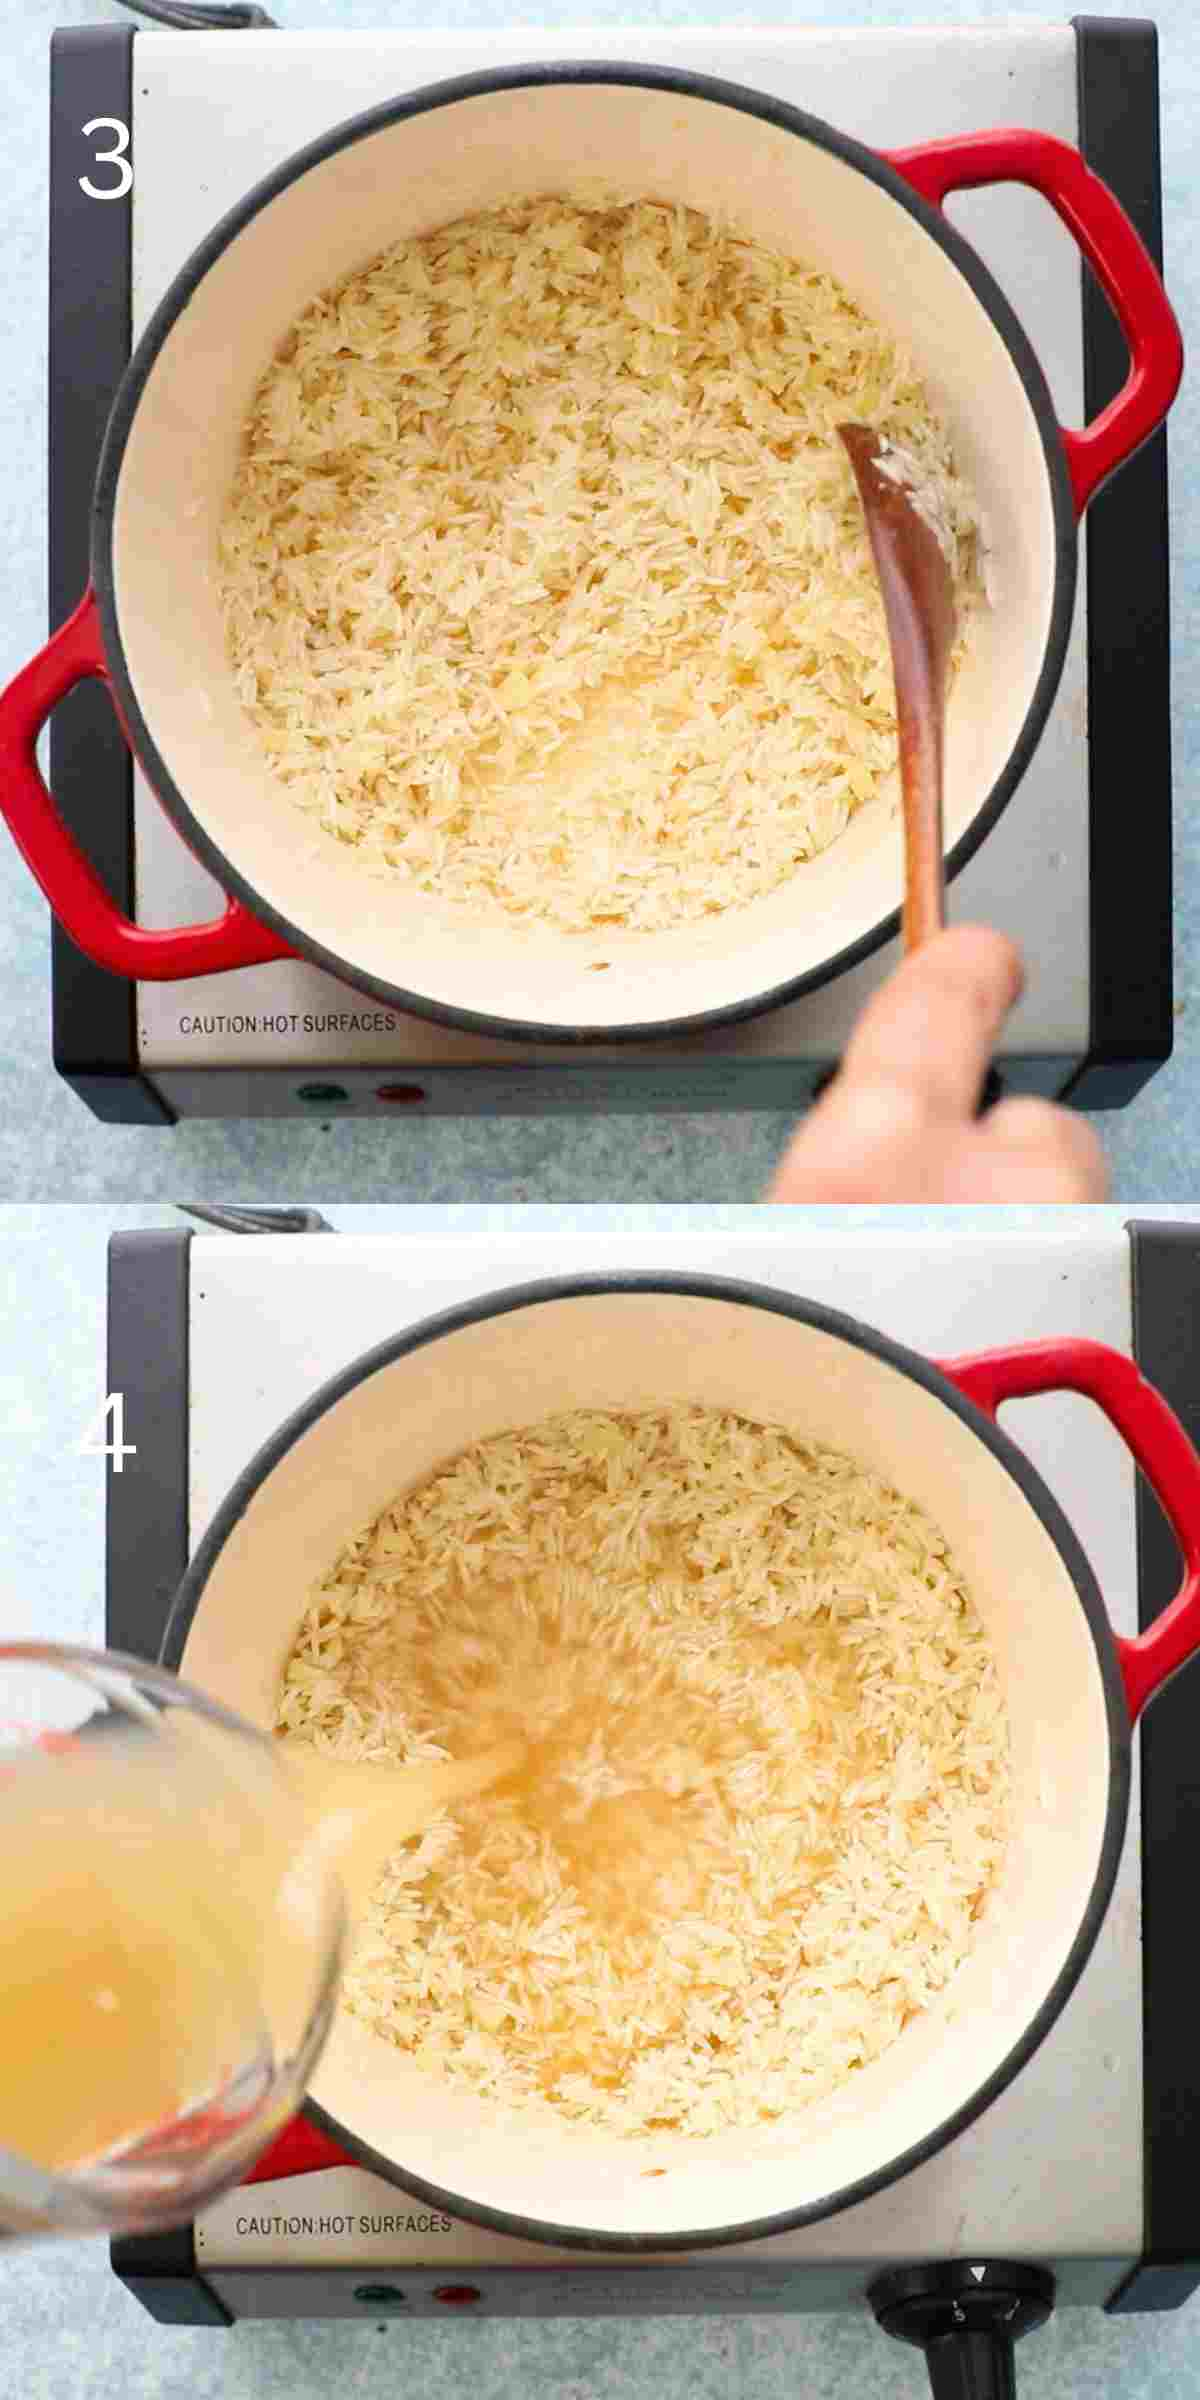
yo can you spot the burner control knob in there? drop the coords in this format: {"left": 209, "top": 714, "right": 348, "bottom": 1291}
{"left": 870, "top": 2261, "right": 1055, "bottom": 2400}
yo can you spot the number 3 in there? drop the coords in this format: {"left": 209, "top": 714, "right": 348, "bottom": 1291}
{"left": 80, "top": 117, "right": 132, "bottom": 202}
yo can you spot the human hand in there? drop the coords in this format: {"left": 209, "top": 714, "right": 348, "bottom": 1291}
{"left": 767, "top": 926, "right": 1109, "bottom": 1203}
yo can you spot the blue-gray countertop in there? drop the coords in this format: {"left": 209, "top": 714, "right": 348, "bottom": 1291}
{"left": 1, "top": 0, "right": 1198, "bottom": 1202}
{"left": 2, "top": 1200, "right": 1200, "bottom": 2397}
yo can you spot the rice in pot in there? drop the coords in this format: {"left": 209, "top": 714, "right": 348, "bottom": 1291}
{"left": 276, "top": 1404, "right": 1010, "bottom": 2137}
{"left": 221, "top": 198, "right": 983, "bottom": 936}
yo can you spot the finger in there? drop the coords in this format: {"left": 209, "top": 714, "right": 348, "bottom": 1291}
{"left": 768, "top": 1079, "right": 950, "bottom": 1200}
{"left": 979, "top": 1096, "right": 1110, "bottom": 1201}
{"left": 838, "top": 925, "right": 1025, "bottom": 1123}
{"left": 767, "top": 1080, "right": 1109, "bottom": 1206}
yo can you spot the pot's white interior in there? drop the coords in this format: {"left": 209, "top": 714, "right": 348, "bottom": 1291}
{"left": 113, "top": 78, "right": 1059, "bottom": 1033}
{"left": 179, "top": 1290, "right": 1114, "bottom": 2241}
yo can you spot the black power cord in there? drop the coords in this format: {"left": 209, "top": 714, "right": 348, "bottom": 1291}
{"left": 113, "top": 1, "right": 278, "bottom": 29}
{"left": 178, "top": 1205, "right": 334, "bottom": 1234}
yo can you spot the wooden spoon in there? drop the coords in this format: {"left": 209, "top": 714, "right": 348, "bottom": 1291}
{"left": 838, "top": 423, "right": 958, "bottom": 953}
{"left": 280, "top": 1739, "right": 524, "bottom": 1924}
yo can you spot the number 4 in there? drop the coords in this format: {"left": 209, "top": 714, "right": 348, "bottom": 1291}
{"left": 77, "top": 1393, "right": 137, "bottom": 1473}
{"left": 80, "top": 118, "right": 132, "bottom": 202}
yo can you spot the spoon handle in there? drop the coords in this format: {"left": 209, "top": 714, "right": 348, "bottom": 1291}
{"left": 895, "top": 655, "right": 947, "bottom": 953}
{"left": 837, "top": 423, "right": 955, "bottom": 957}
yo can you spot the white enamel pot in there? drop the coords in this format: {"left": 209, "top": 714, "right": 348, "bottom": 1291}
{"left": 164, "top": 1274, "right": 1200, "bottom": 2251}
{"left": 0, "top": 69, "right": 1184, "bottom": 1043}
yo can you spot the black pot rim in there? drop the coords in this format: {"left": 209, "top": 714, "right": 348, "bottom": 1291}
{"left": 92, "top": 60, "right": 1079, "bottom": 1048}
{"left": 165, "top": 1269, "right": 1131, "bottom": 2255}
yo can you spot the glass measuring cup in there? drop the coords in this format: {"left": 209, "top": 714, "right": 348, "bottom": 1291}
{"left": 0, "top": 1643, "right": 346, "bottom": 2241}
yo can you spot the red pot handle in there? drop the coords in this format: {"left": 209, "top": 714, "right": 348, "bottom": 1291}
{"left": 0, "top": 588, "right": 293, "bottom": 979}
{"left": 940, "top": 1339, "right": 1200, "bottom": 1722}
{"left": 242, "top": 2115, "right": 355, "bottom": 2185}
{"left": 885, "top": 130, "right": 1183, "bottom": 515}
